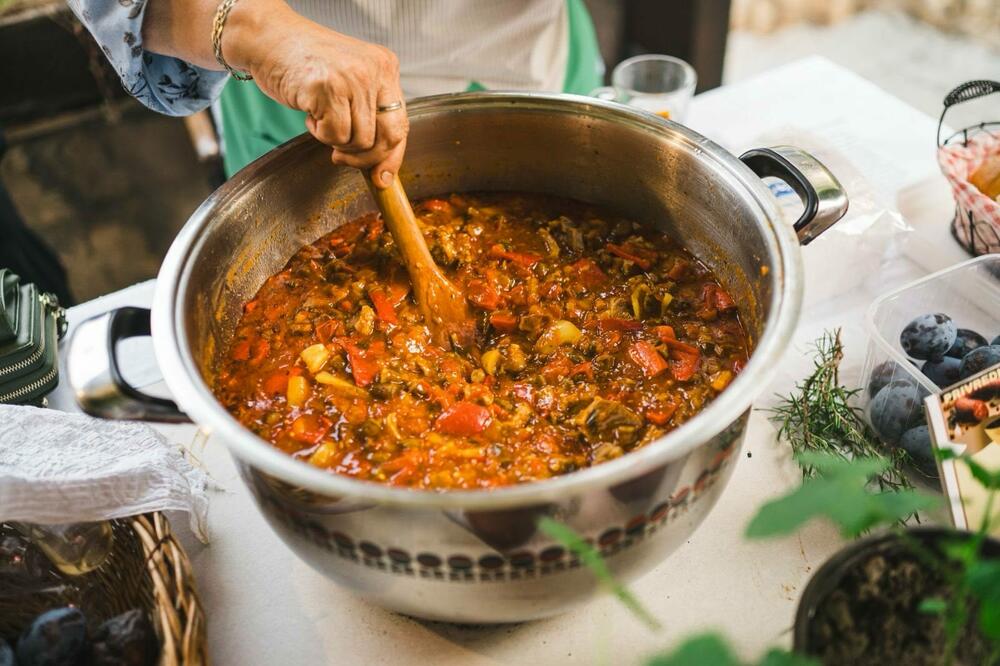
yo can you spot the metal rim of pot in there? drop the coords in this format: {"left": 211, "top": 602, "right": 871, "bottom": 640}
{"left": 74, "top": 92, "right": 848, "bottom": 509}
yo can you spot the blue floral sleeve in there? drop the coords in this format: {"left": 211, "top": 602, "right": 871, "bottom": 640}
{"left": 66, "top": 0, "right": 229, "bottom": 116}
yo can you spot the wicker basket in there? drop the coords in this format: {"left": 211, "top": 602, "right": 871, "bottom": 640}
{"left": 0, "top": 513, "right": 207, "bottom": 665}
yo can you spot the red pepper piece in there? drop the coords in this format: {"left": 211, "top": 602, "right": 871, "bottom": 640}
{"left": 645, "top": 402, "right": 678, "bottom": 426}
{"left": 366, "top": 216, "right": 385, "bottom": 241}
{"left": 262, "top": 372, "right": 289, "bottom": 395}
{"left": 540, "top": 356, "right": 573, "bottom": 383}
{"left": 628, "top": 341, "right": 668, "bottom": 378}
{"left": 714, "top": 286, "right": 736, "bottom": 311}
{"left": 328, "top": 222, "right": 365, "bottom": 249}
{"left": 489, "top": 312, "right": 519, "bottom": 333}
{"left": 488, "top": 244, "right": 541, "bottom": 268}
{"left": 289, "top": 413, "right": 331, "bottom": 445}
{"left": 654, "top": 325, "right": 676, "bottom": 342}
{"left": 466, "top": 279, "right": 502, "bottom": 310}
{"left": 435, "top": 401, "right": 493, "bottom": 437}
{"left": 368, "top": 288, "right": 398, "bottom": 324}
{"left": 570, "top": 258, "right": 608, "bottom": 290}
{"left": 249, "top": 339, "right": 270, "bottom": 364}
{"left": 335, "top": 339, "right": 379, "bottom": 387}
{"left": 314, "top": 318, "right": 340, "bottom": 343}
{"left": 607, "top": 243, "right": 655, "bottom": 270}
{"left": 570, "top": 361, "right": 594, "bottom": 381}
{"left": 386, "top": 281, "right": 410, "bottom": 306}
{"left": 231, "top": 339, "right": 251, "bottom": 361}
{"left": 667, "top": 259, "right": 688, "bottom": 280}
{"left": 668, "top": 348, "right": 700, "bottom": 381}
{"left": 422, "top": 198, "right": 452, "bottom": 213}
{"left": 663, "top": 338, "right": 700, "bottom": 356}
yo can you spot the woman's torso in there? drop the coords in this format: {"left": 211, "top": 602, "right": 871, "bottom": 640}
{"left": 287, "top": 0, "right": 569, "bottom": 96}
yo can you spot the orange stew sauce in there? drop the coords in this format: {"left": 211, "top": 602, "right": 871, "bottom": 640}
{"left": 214, "top": 193, "right": 749, "bottom": 490}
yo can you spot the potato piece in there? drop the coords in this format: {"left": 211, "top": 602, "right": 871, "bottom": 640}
{"left": 534, "top": 320, "right": 582, "bottom": 354}
{"left": 481, "top": 348, "right": 501, "bottom": 375}
{"left": 355, "top": 305, "right": 376, "bottom": 336}
{"left": 710, "top": 370, "right": 734, "bottom": 392}
{"left": 505, "top": 343, "right": 528, "bottom": 372}
{"left": 308, "top": 440, "right": 338, "bottom": 467}
{"left": 300, "top": 343, "right": 331, "bottom": 374}
{"left": 315, "top": 371, "right": 370, "bottom": 398}
{"left": 287, "top": 375, "right": 310, "bottom": 407}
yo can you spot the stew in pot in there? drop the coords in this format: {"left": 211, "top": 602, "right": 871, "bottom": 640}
{"left": 213, "top": 193, "right": 749, "bottom": 490}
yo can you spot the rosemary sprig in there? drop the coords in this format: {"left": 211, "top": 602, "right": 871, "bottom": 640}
{"left": 768, "top": 329, "right": 914, "bottom": 494}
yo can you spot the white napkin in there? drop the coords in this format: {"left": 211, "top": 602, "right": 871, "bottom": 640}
{"left": 0, "top": 405, "right": 209, "bottom": 541}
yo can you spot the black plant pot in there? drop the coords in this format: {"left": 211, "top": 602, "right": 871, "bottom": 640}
{"left": 793, "top": 527, "right": 1000, "bottom": 660}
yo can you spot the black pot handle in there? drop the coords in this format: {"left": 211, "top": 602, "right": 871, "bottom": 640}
{"left": 66, "top": 306, "right": 190, "bottom": 422}
{"left": 740, "top": 146, "right": 848, "bottom": 246}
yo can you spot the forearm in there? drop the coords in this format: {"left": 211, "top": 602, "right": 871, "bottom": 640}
{"left": 142, "top": 0, "right": 294, "bottom": 72}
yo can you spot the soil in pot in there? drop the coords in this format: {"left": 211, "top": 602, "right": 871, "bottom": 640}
{"left": 806, "top": 545, "right": 991, "bottom": 665}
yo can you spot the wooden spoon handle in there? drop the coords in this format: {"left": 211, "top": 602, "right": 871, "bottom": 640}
{"left": 367, "top": 176, "right": 438, "bottom": 276}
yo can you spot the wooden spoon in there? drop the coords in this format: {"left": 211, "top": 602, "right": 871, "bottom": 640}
{"left": 366, "top": 173, "right": 474, "bottom": 349}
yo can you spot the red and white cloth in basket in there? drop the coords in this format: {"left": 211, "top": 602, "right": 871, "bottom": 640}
{"left": 938, "top": 130, "right": 1000, "bottom": 255}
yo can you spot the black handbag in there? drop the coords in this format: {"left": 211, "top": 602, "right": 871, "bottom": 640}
{"left": 0, "top": 268, "right": 67, "bottom": 405}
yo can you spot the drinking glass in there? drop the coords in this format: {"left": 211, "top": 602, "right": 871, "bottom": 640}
{"left": 591, "top": 54, "right": 697, "bottom": 122}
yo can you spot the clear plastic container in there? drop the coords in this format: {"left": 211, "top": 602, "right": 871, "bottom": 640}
{"left": 860, "top": 255, "right": 1000, "bottom": 419}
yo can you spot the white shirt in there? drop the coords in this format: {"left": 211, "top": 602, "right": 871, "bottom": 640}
{"left": 288, "top": 0, "right": 570, "bottom": 97}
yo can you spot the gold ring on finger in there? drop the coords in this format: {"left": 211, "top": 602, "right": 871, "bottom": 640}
{"left": 376, "top": 101, "right": 404, "bottom": 114}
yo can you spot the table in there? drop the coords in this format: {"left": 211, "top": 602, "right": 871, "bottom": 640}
{"left": 47, "top": 56, "right": 961, "bottom": 663}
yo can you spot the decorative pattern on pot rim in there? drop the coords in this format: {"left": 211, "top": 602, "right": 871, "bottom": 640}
{"left": 246, "top": 440, "right": 737, "bottom": 582}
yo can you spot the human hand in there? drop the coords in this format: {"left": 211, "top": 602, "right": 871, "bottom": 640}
{"left": 224, "top": 0, "right": 407, "bottom": 187}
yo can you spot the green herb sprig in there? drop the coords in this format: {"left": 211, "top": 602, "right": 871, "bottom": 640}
{"left": 768, "top": 329, "right": 913, "bottom": 494}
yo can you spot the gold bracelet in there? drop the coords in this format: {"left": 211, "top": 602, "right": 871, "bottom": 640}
{"left": 212, "top": 0, "right": 253, "bottom": 81}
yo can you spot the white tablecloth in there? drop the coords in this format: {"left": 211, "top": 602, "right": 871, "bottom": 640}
{"left": 47, "top": 57, "right": 959, "bottom": 664}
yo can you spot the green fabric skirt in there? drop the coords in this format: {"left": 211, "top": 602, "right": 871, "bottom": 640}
{"left": 219, "top": 0, "right": 603, "bottom": 176}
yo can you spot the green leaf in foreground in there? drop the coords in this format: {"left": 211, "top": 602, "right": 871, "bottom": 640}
{"left": 645, "top": 633, "right": 818, "bottom": 666}
{"left": 967, "top": 560, "right": 1000, "bottom": 640}
{"left": 758, "top": 649, "right": 820, "bottom": 666}
{"left": 965, "top": 457, "right": 1000, "bottom": 491}
{"left": 745, "top": 453, "right": 938, "bottom": 539}
{"left": 537, "top": 517, "right": 661, "bottom": 631}
{"left": 919, "top": 597, "right": 948, "bottom": 614}
{"left": 646, "top": 633, "right": 740, "bottom": 666}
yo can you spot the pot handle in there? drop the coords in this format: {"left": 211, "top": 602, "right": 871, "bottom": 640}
{"left": 67, "top": 306, "right": 190, "bottom": 422}
{"left": 739, "top": 146, "right": 848, "bottom": 245}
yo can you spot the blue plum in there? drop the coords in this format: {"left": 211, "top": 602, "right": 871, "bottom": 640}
{"left": 959, "top": 345, "right": 1000, "bottom": 379}
{"left": 17, "top": 607, "right": 87, "bottom": 666}
{"left": 922, "top": 356, "right": 962, "bottom": 388}
{"left": 899, "top": 313, "right": 957, "bottom": 360}
{"left": 91, "top": 609, "right": 158, "bottom": 666}
{"left": 899, "top": 425, "right": 938, "bottom": 479}
{"left": 946, "top": 328, "right": 988, "bottom": 359}
{"left": 870, "top": 379, "right": 925, "bottom": 445}
{"left": 868, "top": 360, "right": 904, "bottom": 397}
{"left": 0, "top": 639, "right": 14, "bottom": 666}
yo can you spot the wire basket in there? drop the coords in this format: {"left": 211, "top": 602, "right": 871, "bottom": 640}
{"left": 937, "top": 80, "right": 1000, "bottom": 256}
{"left": 0, "top": 513, "right": 207, "bottom": 665}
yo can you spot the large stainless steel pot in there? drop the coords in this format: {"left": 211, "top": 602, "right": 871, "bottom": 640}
{"left": 68, "top": 93, "right": 847, "bottom": 623}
